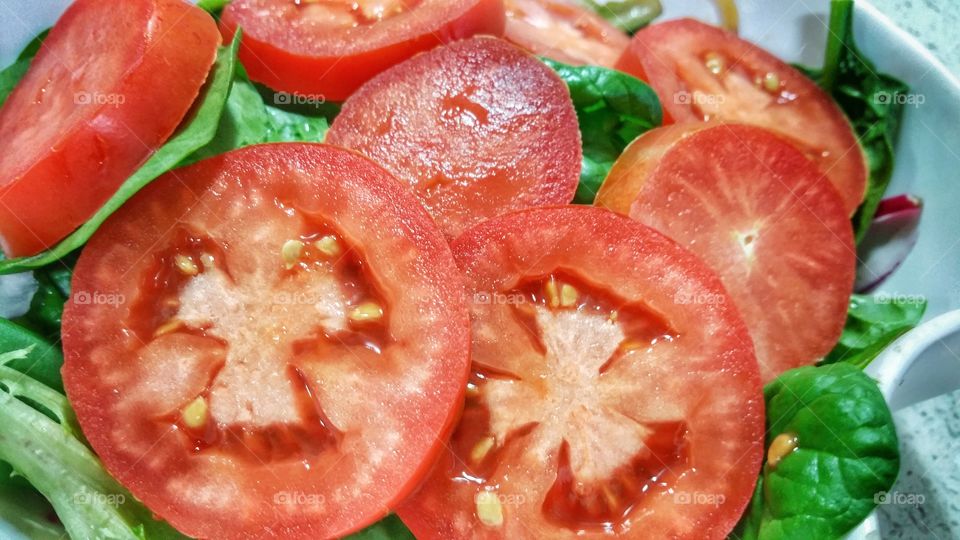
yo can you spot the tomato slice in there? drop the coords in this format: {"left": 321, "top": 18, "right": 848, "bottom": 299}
{"left": 596, "top": 123, "right": 855, "bottom": 382}
{"left": 219, "top": 0, "right": 506, "bottom": 101}
{"left": 398, "top": 206, "right": 763, "bottom": 539}
{"left": 0, "top": 0, "right": 219, "bottom": 257}
{"left": 503, "top": 0, "right": 629, "bottom": 67}
{"left": 62, "top": 144, "right": 471, "bottom": 539}
{"left": 616, "top": 18, "right": 867, "bottom": 214}
{"left": 327, "top": 37, "right": 581, "bottom": 239}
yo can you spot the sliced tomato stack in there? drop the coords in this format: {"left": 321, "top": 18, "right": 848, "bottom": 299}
{"left": 616, "top": 18, "right": 867, "bottom": 214}
{"left": 0, "top": 0, "right": 220, "bottom": 257}
{"left": 597, "top": 123, "right": 856, "bottom": 382}
{"left": 503, "top": 0, "right": 629, "bottom": 67}
{"left": 62, "top": 144, "right": 471, "bottom": 539}
{"left": 219, "top": 0, "right": 506, "bottom": 101}
{"left": 398, "top": 206, "right": 764, "bottom": 539}
{"left": 327, "top": 36, "right": 581, "bottom": 239}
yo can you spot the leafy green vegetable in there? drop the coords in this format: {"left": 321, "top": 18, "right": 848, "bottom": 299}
{"left": 0, "top": 320, "right": 63, "bottom": 391}
{"left": 186, "top": 66, "right": 330, "bottom": 164}
{"left": 798, "top": 0, "right": 909, "bottom": 242}
{"left": 0, "top": 482, "right": 65, "bottom": 539}
{"left": 11, "top": 270, "right": 65, "bottom": 340}
{"left": 346, "top": 515, "right": 414, "bottom": 540}
{"left": 576, "top": 0, "right": 662, "bottom": 33}
{"left": 0, "top": 348, "right": 187, "bottom": 540}
{"left": 197, "top": 0, "right": 231, "bottom": 13}
{"left": 543, "top": 58, "right": 662, "bottom": 203}
{"left": 0, "top": 31, "right": 47, "bottom": 107}
{"left": 733, "top": 363, "right": 899, "bottom": 540}
{"left": 822, "top": 294, "right": 926, "bottom": 370}
{"left": 0, "top": 35, "right": 240, "bottom": 275}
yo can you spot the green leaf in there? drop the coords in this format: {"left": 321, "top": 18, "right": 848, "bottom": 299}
{"left": 798, "top": 0, "right": 909, "bottom": 242}
{"left": 732, "top": 363, "right": 899, "bottom": 540}
{"left": 575, "top": 0, "right": 662, "bottom": 33}
{"left": 0, "top": 482, "right": 65, "bottom": 540}
{"left": 543, "top": 58, "right": 662, "bottom": 203}
{"left": 0, "top": 60, "right": 30, "bottom": 107}
{"left": 0, "top": 320, "right": 63, "bottom": 391}
{"left": 345, "top": 515, "right": 414, "bottom": 540}
{"left": 197, "top": 0, "right": 231, "bottom": 13}
{"left": 0, "top": 359, "right": 187, "bottom": 540}
{"left": 821, "top": 294, "right": 926, "bottom": 370}
{"left": 0, "top": 34, "right": 241, "bottom": 275}
{"left": 11, "top": 270, "right": 65, "bottom": 340}
{"left": 186, "top": 68, "right": 330, "bottom": 163}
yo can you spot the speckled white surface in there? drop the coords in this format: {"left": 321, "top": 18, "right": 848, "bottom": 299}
{"left": 872, "top": 0, "right": 960, "bottom": 74}
{"left": 878, "top": 390, "right": 960, "bottom": 539}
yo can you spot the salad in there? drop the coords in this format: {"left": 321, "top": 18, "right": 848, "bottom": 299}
{"left": 0, "top": 0, "right": 929, "bottom": 539}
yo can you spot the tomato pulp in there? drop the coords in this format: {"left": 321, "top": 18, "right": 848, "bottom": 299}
{"left": 220, "top": 0, "right": 507, "bottom": 101}
{"left": 398, "top": 206, "right": 764, "bottom": 539}
{"left": 597, "top": 123, "right": 856, "bottom": 382}
{"left": 0, "top": 0, "right": 219, "bottom": 256}
{"left": 327, "top": 37, "right": 581, "bottom": 239}
{"left": 62, "top": 144, "right": 471, "bottom": 539}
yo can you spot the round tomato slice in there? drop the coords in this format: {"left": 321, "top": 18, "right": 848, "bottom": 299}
{"left": 596, "top": 123, "right": 855, "bottom": 383}
{"left": 327, "top": 37, "right": 581, "bottom": 239}
{"left": 0, "top": 0, "right": 219, "bottom": 257}
{"left": 219, "top": 0, "right": 506, "bottom": 101}
{"left": 398, "top": 206, "right": 763, "bottom": 539}
{"left": 503, "top": 0, "right": 629, "bottom": 67}
{"left": 616, "top": 18, "right": 867, "bottom": 214}
{"left": 62, "top": 144, "right": 471, "bottom": 539}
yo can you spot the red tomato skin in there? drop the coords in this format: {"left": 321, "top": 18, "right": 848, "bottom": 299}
{"left": 597, "top": 123, "right": 855, "bottom": 383}
{"left": 219, "top": 0, "right": 507, "bottom": 102}
{"left": 399, "top": 205, "right": 764, "bottom": 540}
{"left": 327, "top": 37, "right": 581, "bottom": 239}
{"left": 62, "top": 143, "right": 472, "bottom": 539}
{"left": 616, "top": 18, "right": 868, "bottom": 215}
{"left": 0, "top": 0, "right": 219, "bottom": 257}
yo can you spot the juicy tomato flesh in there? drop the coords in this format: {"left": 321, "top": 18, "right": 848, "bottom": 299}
{"left": 220, "top": 0, "right": 506, "bottom": 100}
{"left": 62, "top": 144, "right": 471, "bottom": 539}
{"left": 503, "top": 0, "right": 629, "bottom": 67}
{"left": 597, "top": 123, "right": 855, "bottom": 383}
{"left": 327, "top": 37, "right": 581, "bottom": 239}
{"left": 399, "top": 206, "right": 764, "bottom": 540}
{"left": 616, "top": 18, "right": 867, "bottom": 214}
{"left": 0, "top": 0, "right": 219, "bottom": 256}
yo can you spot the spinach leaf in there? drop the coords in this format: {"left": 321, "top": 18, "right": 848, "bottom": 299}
{"left": 0, "top": 35, "right": 240, "bottom": 275}
{"left": 576, "top": 0, "right": 661, "bottom": 33}
{"left": 0, "top": 320, "right": 63, "bottom": 391}
{"left": 0, "top": 30, "right": 47, "bottom": 106}
{"left": 11, "top": 270, "right": 65, "bottom": 340}
{"left": 186, "top": 67, "right": 330, "bottom": 164}
{"left": 732, "top": 363, "right": 899, "bottom": 540}
{"left": 821, "top": 294, "right": 926, "bottom": 370}
{"left": 346, "top": 514, "right": 414, "bottom": 540}
{"left": 798, "top": 0, "right": 909, "bottom": 242}
{"left": 197, "top": 0, "right": 231, "bottom": 14}
{"left": 543, "top": 58, "right": 662, "bottom": 203}
{"left": 0, "top": 349, "right": 188, "bottom": 540}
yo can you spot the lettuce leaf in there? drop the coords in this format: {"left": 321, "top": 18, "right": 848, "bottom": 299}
{"left": 0, "top": 349, "right": 187, "bottom": 539}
